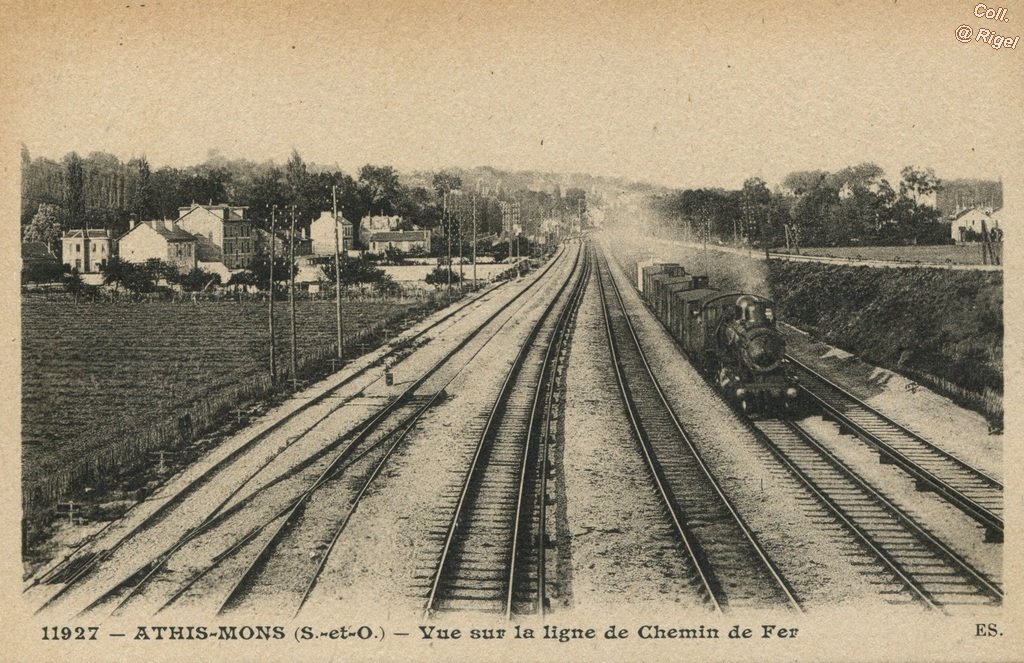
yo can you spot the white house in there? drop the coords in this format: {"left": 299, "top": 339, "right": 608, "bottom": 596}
{"left": 951, "top": 207, "right": 1002, "bottom": 243}
{"left": 368, "top": 230, "right": 432, "bottom": 254}
{"left": 358, "top": 214, "right": 402, "bottom": 245}
{"left": 310, "top": 211, "right": 354, "bottom": 254}
{"left": 62, "top": 229, "right": 114, "bottom": 273}
{"left": 118, "top": 220, "right": 198, "bottom": 272}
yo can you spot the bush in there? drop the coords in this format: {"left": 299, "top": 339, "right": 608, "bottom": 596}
{"left": 425, "top": 266, "right": 462, "bottom": 287}
{"left": 22, "top": 261, "right": 64, "bottom": 284}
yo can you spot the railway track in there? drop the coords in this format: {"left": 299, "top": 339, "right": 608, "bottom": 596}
{"left": 212, "top": 248, "right": 581, "bottom": 617}
{"left": 594, "top": 249, "right": 800, "bottom": 612}
{"left": 788, "top": 356, "right": 1003, "bottom": 542}
{"left": 423, "top": 245, "right": 588, "bottom": 617}
{"left": 751, "top": 418, "right": 1002, "bottom": 611}
{"left": 31, "top": 245, "right": 573, "bottom": 617}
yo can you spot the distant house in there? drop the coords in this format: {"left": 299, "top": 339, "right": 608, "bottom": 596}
{"left": 310, "top": 211, "right": 354, "bottom": 254}
{"left": 951, "top": 207, "right": 1002, "bottom": 243}
{"left": 368, "top": 230, "right": 432, "bottom": 254}
{"left": 176, "top": 203, "right": 255, "bottom": 269}
{"left": 254, "top": 228, "right": 312, "bottom": 258}
{"left": 358, "top": 215, "right": 402, "bottom": 246}
{"left": 62, "top": 229, "right": 114, "bottom": 273}
{"left": 118, "top": 220, "right": 198, "bottom": 272}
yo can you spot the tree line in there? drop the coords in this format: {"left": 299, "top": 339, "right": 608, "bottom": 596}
{"left": 650, "top": 164, "right": 950, "bottom": 249}
{"left": 20, "top": 146, "right": 589, "bottom": 257}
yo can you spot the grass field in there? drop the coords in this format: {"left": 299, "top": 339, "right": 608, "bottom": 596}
{"left": 21, "top": 296, "right": 433, "bottom": 493}
{"left": 772, "top": 243, "right": 999, "bottom": 265}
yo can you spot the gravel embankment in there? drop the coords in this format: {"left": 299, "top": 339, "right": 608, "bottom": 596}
{"left": 300, "top": 247, "right": 580, "bottom": 616}
{"left": 782, "top": 328, "right": 1002, "bottom": 482}
{"left": 559, "top": 264, "right": 704, "bottom": 612}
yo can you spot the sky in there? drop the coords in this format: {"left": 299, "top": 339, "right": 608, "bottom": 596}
{"left": 3, "top": 0, "right": 1023, "bottom": 192}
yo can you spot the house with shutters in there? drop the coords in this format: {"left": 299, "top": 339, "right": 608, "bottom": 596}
{"left": 176, "top": 203, "right": 255, "bottom": 269}
{"left": 61, "top": 229, "right": 114, "bottom": 273}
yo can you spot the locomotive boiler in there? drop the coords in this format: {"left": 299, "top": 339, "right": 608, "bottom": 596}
{"left": 638, "top": 261, "right": 799, "bottom": 412}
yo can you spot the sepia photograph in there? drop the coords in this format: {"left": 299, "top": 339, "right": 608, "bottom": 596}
{"left": 2, "top": 0, "right": 1020, "bottom": 660}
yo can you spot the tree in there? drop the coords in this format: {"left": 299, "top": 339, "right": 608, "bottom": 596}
{"left": 100, "top": 256, "right": 130, "bottom": 293}
{"left": 23, "top": 203, "right": 64, "bottom": 252}
{"left": 64, "top": 268, "right": 84, "bottom": 298}
{"left": 22, "top": 260, "right": 64, "bottom": 284}
{"left": 782, "top": 170, "right": 828, "bottom": 196}
{"left": 383, "top": 247, "right": 410, "bottom": 265}
{"left": 64, "top": 152, "right": 86, "bottom": 228}
{"left": 740, "top": 178, "right": 773, "bottom": 247}
{"left": 250, "top": 255, "right": 295, "bottom": 291}
{"left": 425, "top": 266, "right": 461, "bottom": 287}
{"left": 432, "top": 171, "right": 462, "bottom": 196}
{"left": 227, "top": 270, "right": 259, "bottom": 289}
{"left": 358, "top": 164, "right": 402, "bottom": 216}
{"left": 899, "top": 166, "right": 941, "bottom": 205}
{"left": 176, "top": 268, "right": 222, "bottom": 292}
{"left": 321, "top": 255, "right": 391, "bottom": 286}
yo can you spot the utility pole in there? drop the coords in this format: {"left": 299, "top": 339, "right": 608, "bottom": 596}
{"left": 702, "top": 205, "right": 710, "bottom": 275}
{"left": 444, "top": 191, "right": 452, "bottom": 294}
{"left": 471, "top": 193, "right": 477, "bottom": 289}
{"left": 332, "top": 185, "right": 344, "bottom": 361}
{"left": 577, "top": 197, "right": 582, "bottom": 236}
{"left": 457, "top": 193, "right": 464, "bottom": 289}
{"left": 288, "top": 205, "right": 298, "bottom": 389}
{"left": 268, "top": 205, "right": 277, "bottom": 382}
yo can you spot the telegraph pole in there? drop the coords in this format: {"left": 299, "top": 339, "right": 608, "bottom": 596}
{"left": 288, "top": 205, "right": 298, "bottom": 388}
{"left": 471, "top": 193, "right": 477, "bottom": 289}
{"left": 444, "top": 191, "right": 452, "bottom": 294}
{"left": 332, "top": 185, "right": 344, "bottom": 361}
{"left": 457, "top": 192, "right": 464, "bottom": 289}
{"left": 268, "top": 205, "right": 277, "bottom": 382}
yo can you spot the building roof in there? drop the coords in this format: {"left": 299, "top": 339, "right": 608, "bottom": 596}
{"left": 951, "top": 206, "right": 1001, "bottom": 221}
{"left": 369, "top": 230, "right": 430, "bottom": 242}
{"left": 179, "top": 203, "right": 248, "bottom": 222}
{"left": 63, "top": 229, "right": 111, "bottom": 239}
{"left": 313, "top": 211, "right": 353, "bottom": 226}
{"left": 122, "top": 220, "right": 197, "bottom": 243}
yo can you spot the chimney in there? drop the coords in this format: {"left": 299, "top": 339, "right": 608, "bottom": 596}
{"left": 129, "top": 216, "right": 137, "bottom": 231}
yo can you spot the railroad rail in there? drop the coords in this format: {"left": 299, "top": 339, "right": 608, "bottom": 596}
{"left": 788, "top": 355, "right": 1003, "bottom": 542}
{"left": 751, "top": 418, "right": 1002, "bottom": 610}
{"left": 33, "top": 245, "right": 572, "bottom": 617}
{"left": 218, "top": 246, "right": 581, "bottom": 617}
{"left": 594, "top": 248, "right": 801, "bottom": 612}
{"left": 423, "top": 246, "right": 588, "bottom": 617}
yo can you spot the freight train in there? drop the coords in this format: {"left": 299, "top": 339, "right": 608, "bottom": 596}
{"left": 637, "top": 260, "right": 799, "bottom": 412}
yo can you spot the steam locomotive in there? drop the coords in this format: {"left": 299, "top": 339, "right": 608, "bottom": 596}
{"left": 637, "top": 261, "right": 799, "bottom": 412}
